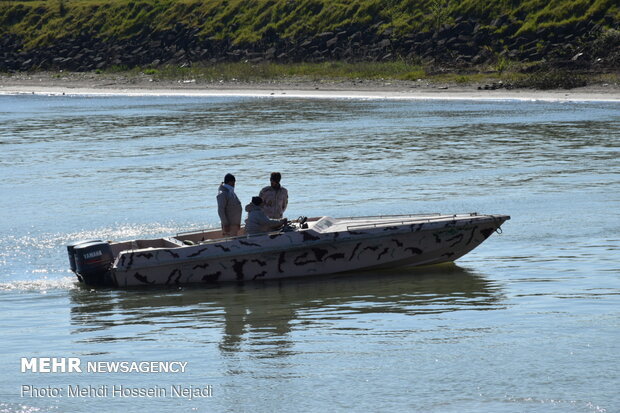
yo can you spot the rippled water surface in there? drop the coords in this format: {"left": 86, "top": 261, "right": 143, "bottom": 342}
{"left": 0, "top": 94, "right": 619, "bottom": 413}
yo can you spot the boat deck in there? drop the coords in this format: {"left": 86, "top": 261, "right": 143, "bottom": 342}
{"left": 314, "top": 213, "right": 489, "bottom": 233}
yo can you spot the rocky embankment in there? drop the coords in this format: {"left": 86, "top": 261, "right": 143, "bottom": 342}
{"left": 1, "top": 16, "right": 618, "bottom": 72}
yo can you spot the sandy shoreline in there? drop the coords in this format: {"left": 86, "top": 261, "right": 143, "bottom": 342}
{"left": 1, "top": 72, "right": 619, "bottom": 101}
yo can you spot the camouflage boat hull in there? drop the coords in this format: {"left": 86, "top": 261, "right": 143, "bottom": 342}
{"left": 69, "top": 213, "right": 510, "bottom": 287}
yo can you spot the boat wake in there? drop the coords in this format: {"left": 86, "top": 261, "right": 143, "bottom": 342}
{"left": 0, "top": 221, "right": 206, "bottom": 288}
{"left": 0, "top": 276, "right": 78, "bottom": 293}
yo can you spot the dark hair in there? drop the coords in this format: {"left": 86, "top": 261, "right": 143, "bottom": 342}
{"left": 224, "top": 173, "right": 236, "bottom": 184}
{"left": 270, "top": 172, "right": 281, "bottom": 183}
{"left": 251, "top": 196, "right": 263, "bottom": 206}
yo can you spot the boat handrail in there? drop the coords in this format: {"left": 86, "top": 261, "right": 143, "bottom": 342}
{"left": 340, "top": 213, "right": 442, "bottom": 220}
{"left": 174, "top": 228, "right": 287, "bottom": 244}
{"left": 345, "top": 213, "right": 480, "bottom": 231}
{"left": 175, "top": 228, "right": 218, "bottom": 237}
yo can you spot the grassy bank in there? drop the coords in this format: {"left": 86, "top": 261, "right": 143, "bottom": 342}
{"left": 1, "top": 0, "right": 618, "bottom": 84}
{"left": 2, "top": 0, "right": 618, "bottom": 49}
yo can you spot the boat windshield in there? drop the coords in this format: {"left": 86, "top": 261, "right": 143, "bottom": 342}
{"left": 313, "top": 217, "right": 335, "bottom": 232}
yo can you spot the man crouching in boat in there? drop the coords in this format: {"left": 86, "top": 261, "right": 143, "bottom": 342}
{"left": 245, "top": 196, "right": 287, "bottom": 235}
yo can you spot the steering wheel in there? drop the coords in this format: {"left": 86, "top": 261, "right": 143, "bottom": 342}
{"left": 281, "top": 216, "right": 308, "bottom": 232}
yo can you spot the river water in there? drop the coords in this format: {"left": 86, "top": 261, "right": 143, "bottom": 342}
{"left": 0, "top": 93, "right": 618, "bottom": 413}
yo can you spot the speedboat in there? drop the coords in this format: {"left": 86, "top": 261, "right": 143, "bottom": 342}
{"left": 67, "top": 213, "right": 510, "bottom": 287}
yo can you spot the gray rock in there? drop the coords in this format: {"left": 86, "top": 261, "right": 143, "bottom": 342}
{"left": 377, "top": 39, "right": 391, "bottom": 48}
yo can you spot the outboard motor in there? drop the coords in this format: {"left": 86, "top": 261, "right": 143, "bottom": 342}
{"left": 67, "top": 240, "right": 101, "bottom": 273}
{"left": 73, "top": 241, "right": 114, "bottom": 286}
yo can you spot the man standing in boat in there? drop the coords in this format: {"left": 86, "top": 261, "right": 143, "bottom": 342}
{"left": 217, "top": 173, "right": 242, "bottom": 237}
{"left": 259, "top": 172, "right": 288, "bottom": 219}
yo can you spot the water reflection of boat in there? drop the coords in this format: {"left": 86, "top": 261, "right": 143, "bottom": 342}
{"left": 69, "top": 265, "right": 502, "bottom": 355}
{"left": 68, "top": 213, "right": 509, "bottom": 287}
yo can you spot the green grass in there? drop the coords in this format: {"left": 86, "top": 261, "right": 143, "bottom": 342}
{"left": 114, "top": 61, "right": 428, "bottom": 82}
{"left": 2, "top": 0, "right": 618, "bottom": 49}
{"left": 124, "top": 61, "right": 620, "bottom": 89}
{"left": 98, "top": 61, "right": 542, "bottom": 88}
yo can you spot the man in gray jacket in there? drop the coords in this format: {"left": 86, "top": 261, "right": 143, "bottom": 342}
{"left": 216, "top": 173, "right": 242, "bottom": 237}
{"left": 259, "top": 172, "right": 288, "bottom": 219}
{"left": 245, "top": 197, "right": 287, "bottom": 235}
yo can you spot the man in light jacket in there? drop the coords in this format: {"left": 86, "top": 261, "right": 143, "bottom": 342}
{"left": 216, "top": 173, "right": 242, "bottom": 237}
{"left": 245, "top": 197, "right": 287, "bottom": 235}
{"left": 259, "top": 172, "right": 288, "bottom": 219}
